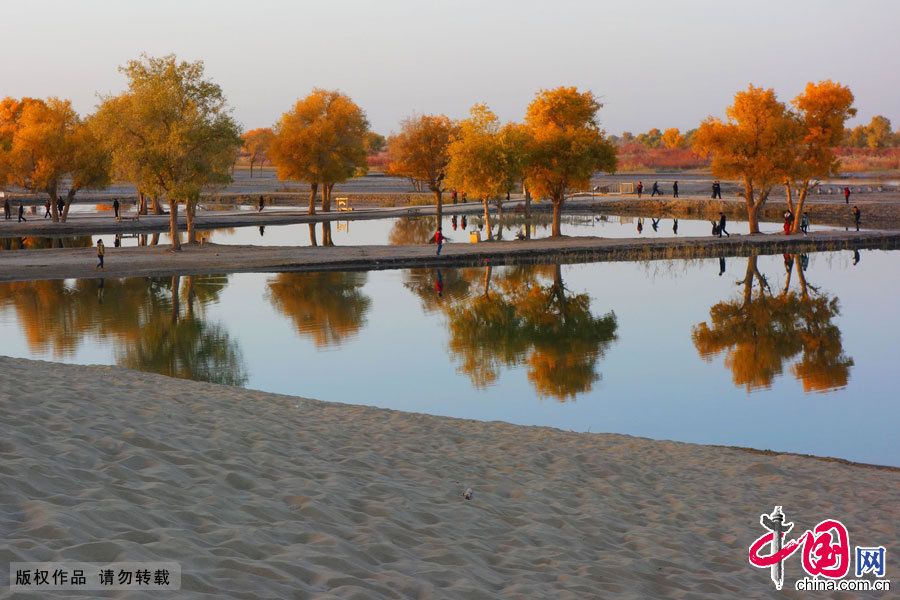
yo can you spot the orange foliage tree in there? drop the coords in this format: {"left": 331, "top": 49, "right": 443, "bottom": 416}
{"left": 269, "top": 90, "right": 369, "bottom": 218}
{"left": 522, "top": 87, "right": 617, "bottom": 237}
{"left": 693, "top": 85, "right": 795, "bottom": 233}
{"left": 782, "top": 81, "right": 855, "bottom": 233}
{"left": 241, "top": 127, "right": 274, "bottom": 177}
{"left": 0, "top": 97, "right": 110, "bottom": 222}
{"left": 386, "top": 114, "right": 458, "bottom": 222}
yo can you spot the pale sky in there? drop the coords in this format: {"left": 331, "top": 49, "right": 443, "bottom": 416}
{"left": 3, "top": 0, "right": 898, "bottom": 135}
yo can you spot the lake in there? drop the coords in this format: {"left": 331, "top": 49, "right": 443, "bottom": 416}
{"left": 0, "top": 249, "right": 896, "bottom": 466}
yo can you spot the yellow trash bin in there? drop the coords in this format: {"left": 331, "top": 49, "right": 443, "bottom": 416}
{"left": 469, "top": 231, "right": 481, "bottom": 244}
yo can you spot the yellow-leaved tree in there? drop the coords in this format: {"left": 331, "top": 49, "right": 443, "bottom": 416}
{"left": 446, "top": 104, "right": 526, "bottom": 240}
{"left": 386, "top": 114, "right": 458, "bottom": 222}
{"left": 782, "top": 81, "right": 856, "bottom": 233}
{"left": 269, "top": 89, "right": 370, "bottom": 218}
{"left": 0, "top": 97, "right": 110, "bottom": 222}
{"left": 95, "top": 54, "right": 242, "bottom": 249}
{"left": 241, "top": 127, "right": 275, "bottom": 178}
{"left": 522, "top": 87, "right": 617, "bottom": 237}
{"left": 693, "top": 85, "right": 795, "bottom": 233}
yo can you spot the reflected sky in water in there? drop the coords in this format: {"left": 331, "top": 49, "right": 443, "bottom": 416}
{"left": 0, "top": 250, "right": 897, "bottom": 466}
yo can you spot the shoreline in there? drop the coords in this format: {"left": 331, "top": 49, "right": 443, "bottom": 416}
{"left": 2, "top": 355, "right": 897, "bottom": 598}
{"left": 0, "top": 229, "right": 897, "bottom": 283}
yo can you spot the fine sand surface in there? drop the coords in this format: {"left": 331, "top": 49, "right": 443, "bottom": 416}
{"left": 0, "top": 229, "right": 898, "bottom": 283}
{"left": 1, "top": 356, "right": 897, "bottom": 599}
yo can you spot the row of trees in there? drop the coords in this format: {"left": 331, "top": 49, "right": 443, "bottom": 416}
{"left": 694, "top": 81, "right": 857, "bottom": 233}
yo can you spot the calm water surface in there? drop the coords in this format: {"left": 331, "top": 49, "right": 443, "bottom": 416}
{"left": 0, "top": 250, "right": 896, "bottom": 465}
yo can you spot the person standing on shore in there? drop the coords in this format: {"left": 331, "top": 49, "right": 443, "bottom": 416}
{"left": 800, "top": 212, "right": 810, "bottom": 235}
{"left": 852, "top": 205, "right": 861, "bottom": 231}
{"left": 3, "top": 197, "right": 10, "bottom": 220}
{"left": 96, "top": 239, "right": 105, "bottom": 270}
{"left": 636, "top": 181, "right": 643, "bottom": 198}
{"left": 257, "top": 196, "right": 265, "bottom": 212}
{"left": 651, "top": 181, "right": 661, "bottom": 197}
{"left": 843, "top": 186, "right": 851, "bottom": 204}
{"left": 18, "top": 204, "right": 26, "bottom": 222}
{"left": 673, "top": 181, "right": 679, "bottom": 198}
{"left": 434, "top": 227, "right": 446, "bottom": 255}
{"left": 451, "top": 189, "right": 458, "bottom": 204}
{"left": 56, "top": 196, "right": 64, "bottom": 215}
{"left": 113, "top": 198, "right": 120, "bottom": 220}
{"left": 718, "top": 212, "right": 729, "bottom": 237}
{"left": 672, "top": 219, "right": 679, "bottom": 234}
{"left": 44, "top": 199, "right": 52, "bottom": 218}
{"left": 712, "top": 180, "right": 722, "bottom": 199}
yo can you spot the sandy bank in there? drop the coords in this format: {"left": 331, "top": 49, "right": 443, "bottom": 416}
{"left": 0, "top": 356, "right": 896, "bottom": 598}
{"left": 0, "top": 229, "right": 898, "bottom": 283}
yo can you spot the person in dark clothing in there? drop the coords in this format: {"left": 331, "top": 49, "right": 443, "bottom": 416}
{"left": 3, "top": 198, "right": 10, "bottom": 220}
{"left": 673, "top": 181, "right": 679, "bottom": 198}
{"left": 651, "top": 217, "right": 660, "bottom": 232}
{"left": 57, "top": 196, "right": 64, "bottom": 215}
{"left": 96, "top": 239, "right": 105, "bottom": 270}
{"left": 800, "top": 211, "right": 810, "bottom": 235}
{"left": 718, "top": 212, "right": 729, "bottom": 237}
{"left": 718, "top": 257, "right": 726, "bottom": 276}
{"left": 711, "top": 221, "right": 720, "bottom": 236}
{"left": 636, "top": 181, "right": 643, "bottom": 198}
{"left": 852, "top": 205, "right": 861, "bottom": 231}
{"left": 257, "top": 196, "right": 265, "bottom": 212}
{"left": 712, "top": 180, "right": 722, "bottom": 199}
{"left": 852, "top": 249, "right": 861, "bottom": 265}
{"left": 113, "top": 198, "right": 120, "bottom": 220}
{"left": 434, "top": 227, "right": 446, "bottom": 255}
{"left": 650, "top": 181, "right": 661, "bottom": 197}
{"left": 672, "top": 219, "right": 679, "bottom": 234}
{"left": 18, "top": 204, "right": 26, "bottom": 222}
{"left": 843, "top": 186, "right": 851, "bottom": 204}
{"left": 259, "top": 225, "right": 265, "bottom": 237}
{"left": 461, "top": 215, "right": 467, "bottom": 229}
{"left": 637, "top": 218, "right": 643, "bottom": 234}
{"left": 451, "top": 215, "right": 457, "bottom": 230}
{"left": 44, "top": 199, "right": 52, "bottom": 218}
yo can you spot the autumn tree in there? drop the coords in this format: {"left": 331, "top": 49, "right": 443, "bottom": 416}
{"left": 522, "top": 87, "right": 617, "bottom": 237}
{"left": 781, "top": 81, "right": 856, "bottom": 233}
{"left": 95, "top": 55, "right": 241, "bottom": 249}
{"left": 864, "top": 115, "right": 893, "bottom": 148}
{"left": 637, "top": 127, "right": 663, "bottom": 148}
{"left": 269, "top": 90, "right": 369, "bottom": 219}
{"left": 693, "top": 85, "right": 794, "bottom": 233}
{"left": 365, "top": 131, "right": 386, "bottom": 154}
{"left": 0, "top": 97, "right": 110, "bottom": 222}
{"left": 241, "top": 127, "right": 274, "bottom": 177}
{"left": 661, "top": 127, "right": 686, "bottom": 149}
{"left": 446, "top": 104, "right": 525, "bottom": 240}
{"left": 386, "top": 114, "right": 458, "bottom": 222}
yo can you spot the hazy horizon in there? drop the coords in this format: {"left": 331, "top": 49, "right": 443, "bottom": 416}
{"left": 3, "top": 0, "right": 898, "bottom": 135}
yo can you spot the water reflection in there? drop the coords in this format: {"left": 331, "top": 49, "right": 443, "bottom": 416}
{"left": 405, "top": 263, "right": 618, "bottom": 400}
{"left": 267, "top": 272, "right": 371, "bottom": 348}
{"left": 0, "top": 276, "right": 247, "bottom": 385}
{"left": 692, "top": 254, "right": 853, "bottom": 393}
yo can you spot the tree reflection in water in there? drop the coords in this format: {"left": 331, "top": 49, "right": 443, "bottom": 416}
{"left": 0, "top": 275, "right": 247, "bottom": 386}
{"left": 692, "top": 254, "right": 853, "bottom": 393}
{"left": 405, "top": 263, "right": 618, "bottom": 401}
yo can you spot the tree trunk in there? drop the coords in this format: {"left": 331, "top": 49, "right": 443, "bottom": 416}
{"left": 747, "top": 202, "right": 760, "bottom": 234}
{"left": 322, "top": 182, "right": 334, "bottom": 213}
{"left": 308, "top": 182, "right": 318, "bottom": 215}
{"left": 249, "top": 160, "right": 254, "bottom": 179}
{"left": 169, "top": 198, "right": 181, "bottom": 251}
{"left": 138, "top": 191, "right": 147, "bottom": 215}
{"left": 308, "top": 223, "right": 318, "bottom": 246}
{"left": 523, "top": 185, "right": 532, "bottom": 239}
{"left": 186, "top": 199, "right": 197, "bottom": 244}
{"left": 151, "top": 232, "right": 160, "bottom": 246}
{"left": 496, "top": 199, "right": 504, "bottom": 239}
{"left": 482, "top": 198, "right": 493, "bottom": 241}
{"left": 322, "top": 221, "right": 333, "bottom": 246}
{"left": 551, "top": 196, "right": 563, "bottom": 237}
{"left": 482, "top": 265, "right": 492, "bottom": 296}
{"left": 48, "top": 183, "right": 59, "bottom": 222}
{"left": 791, "top": 186, "right": 808, "bottom": 234}
{"left": 433, "top": 188, "right": 443, "bottom": 223}
{"left": 62, "top": 189, "right": 76, "bottom": 222}
{"left": 171, "top": 275, "right": 181, "bottom": 325}
{"left": 153, "top": 195, "right": 164, "bottom": 215}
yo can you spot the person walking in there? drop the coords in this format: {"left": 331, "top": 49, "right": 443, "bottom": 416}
{"left": 843, "top": 186, "right": 851, "bottom": 204}
{"left": 800, "top": 211, "right": 810, "bottom": 235}
{"left": 56, "top": 196, "right": 64, "bottom": 215}
{"left": 44, "top": 199, "right": 52, "bottom": 218}
{"left": 434, "top": 227, "right": 446, "bottom": 255}
{"left": 672, "top": 218, "right": 679, "bottom": 234}
{"left": 650, "top": 181, "right": 661, "bottom": 197}
{"left": 637, "top": 217, "right": 643, "bottom": 234}
{"left": 96, "top": 239, "right": 105, "bottom": 270}
{"left": 852, "top": 205, "right": 861, "bottom": 231}
{"left": 17, "top": 204, "right": 26, "bottom": 222}
{"left": 673, "top": 180, "right": 679, "bottom": 198}
{"left": 451, "top": 189, "right": 458, "bottom": 204}
{"left": 257, "top": 196, "right": 265, "bottom": 212}
{"left": 3, "top": 197, "right": 10, "bottom": 220}
{"left": 713, "top": 180, "right": 722, "bottom": 199}
{"left": 113, "top": 198, "right": 120, "bottom": 221}
{"left": 636, "top": 181, "right": 643, "bottom": 198}
{"left": 718, "top": 211, "right": 729, "bottom": 237}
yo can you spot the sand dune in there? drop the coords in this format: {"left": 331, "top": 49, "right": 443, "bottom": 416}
{"left": 1, "top": 356, "right": 897, "bottom": 598}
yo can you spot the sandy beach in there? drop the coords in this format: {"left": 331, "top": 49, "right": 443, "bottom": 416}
{"left": 1, "top": 356, "right": 896, "bottom": 598}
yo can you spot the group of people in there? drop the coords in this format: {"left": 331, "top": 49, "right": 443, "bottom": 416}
{"left": 3, "top": 197, "right": 27, "bottom": 222}
{"left": 636, "top": 181, "right": 679, "bottom": 198}
{"left": 782, "top": 210, "right": 811, "bottom": 235}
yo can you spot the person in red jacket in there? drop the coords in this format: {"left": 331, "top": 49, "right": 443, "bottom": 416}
{"left": 434, "top": 227, "right": 446, "bottom": 255}
{"left": 843, "top": 186, "right": 851, "bottom": 204}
